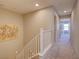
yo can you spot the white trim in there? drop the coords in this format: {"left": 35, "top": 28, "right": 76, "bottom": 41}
{"left": 28, "top": 43, "right": 52, "bottom": 59}
{"left": 40, "top": 28, "right": 44, "bottom": 54}
{"left": 39, "top": 43, "right": 52, "bottom": 56}
{"left": 73, "top": 46, "right": 79, "bottom": 58}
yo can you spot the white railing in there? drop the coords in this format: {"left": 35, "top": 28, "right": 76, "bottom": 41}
{"left": 16, "top": 26, "right": 53, "bottom": 59}
{"left": 24, "top": 34, "right": 40, "bottom": 59}
{"left": 16, "top": 34, "right": 40, "bottom": 59}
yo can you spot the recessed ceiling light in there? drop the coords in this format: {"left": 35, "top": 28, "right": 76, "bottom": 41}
{"left": 64, "top": 11, "right": 67, "bottom": 13}
{"left": 35, "top": 3, "right": 39, "bottom": 7}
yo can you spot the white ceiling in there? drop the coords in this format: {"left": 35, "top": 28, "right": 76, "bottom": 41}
{"left": 0, "top": 0, "right": 76, "bottom": 15}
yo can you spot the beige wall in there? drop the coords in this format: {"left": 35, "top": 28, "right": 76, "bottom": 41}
{"left": 0, "top": 8, "right": 23, "bottom": 59}
{"left": 0, "top": 7, "right": 56, "bottom": 59}
{"left": 23, "top": 7, "right": 55, "bottom": 45}
{"left": 71, "top": 0, "right": 79, "bottom": 56}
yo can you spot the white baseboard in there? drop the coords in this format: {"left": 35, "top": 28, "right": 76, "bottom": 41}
{"left": 39, "top": 43, "right": 52, "bottom": 56}
{"left": 74, "top": 47, "right": 79, "bottom": 58}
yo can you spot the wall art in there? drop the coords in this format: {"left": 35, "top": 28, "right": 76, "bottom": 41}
{"left": 0, "top": 24, "right": 18, "bottom": 40}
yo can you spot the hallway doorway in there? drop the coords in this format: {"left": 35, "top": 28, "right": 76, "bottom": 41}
{"left": 58, "top": 18, "right": 70, "bottom": 44}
